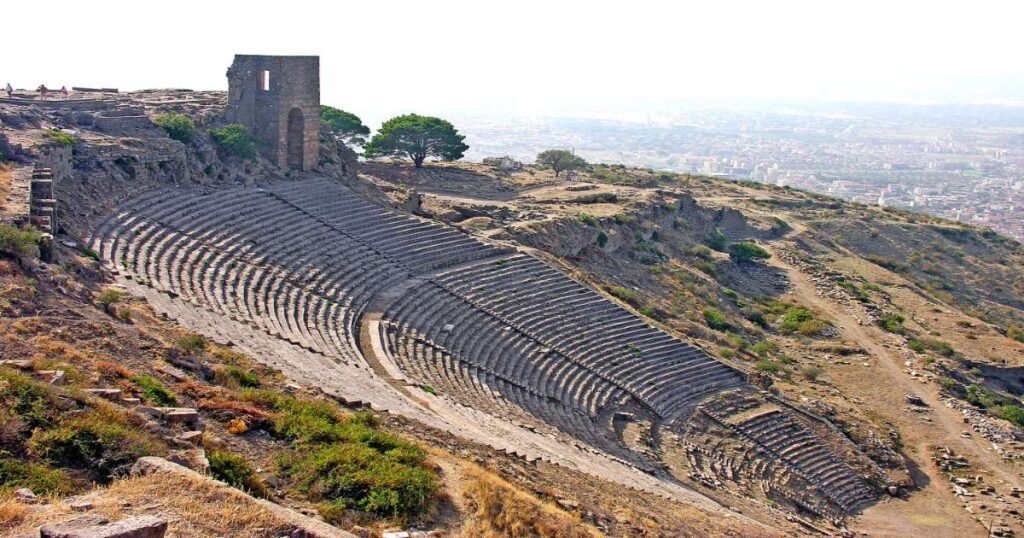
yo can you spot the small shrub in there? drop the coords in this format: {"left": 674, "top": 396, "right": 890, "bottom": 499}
{"left": 797, "top": 319, "right": 828, "bottom": 337}
{"left": 0, "top": 225, "right": 42, "bottom": 258}
{"left": 637, "top": 306, "right": 660, "bottom": 320}
{"left": 800, "top": 365, "right": 823, "bottom": 381}
{"left": 908, "top": 340, "right": 926, "bottom": 353}
{"left": 606, "top": 286, "right": 636, "bottom": 303}
{"left": 751, "top": 341, "right": 777, "bottom": 356}
{"left": 684, "top": 244, "right": 713, "bottom": 260}
{"left": 1007, "top": 326, "right": 1024, "bottom": 343}
{"left": 208, "top": 449, "right": 268, "bottom": 497}
{"left": 703, "top": 308, "right": 729, "bottom": 331}
{"left": 0, "top": 458, "right": 74, "bottom": 495}
{"left": 215, "top": 365, "right": 261, "bottom": 389}
{"left": 696, "top": 260, "right": 717, "bottom": 276}
{"left": 878, "top": 313, "right": 906, "bottom": 334}
{"left": 613, "top": 213, "right": 635, "bottom": 225}
{"left": 80, "top": 247, "right": 100, "bottom": 261}
{"left": 718, "top": 347, "right": 736, "bottom": 359}
{"left": 420, "top": 385, "right": 437, "bottom": 395}
{"left": 728, "top": 241, "right": 771, "bottom": 264}
{"left": 96, "top": 289, "right": 125, "bottom": 306}
{"left": 154, "top": 113, "right": 196, "bottom": 143}
{"left": 995, "top": 405, "right": 1024, "bottom": 428}
{"left": 285, "top": 443, "right": 437, "bottom": 518}
{"left": 27, "top": 413, "right": 163, "bottom": 483}
{"left": 177, "top": 333, "right": 208, "bottom": 354}
{"left": 131, "top": 375, "right": 178, "bottom": 406}
{"left": 576, "top": 214, "right": 598, "bottom": 227}
{"left": 209, "top": 124, "right": 259, "bottom": 160}
{"left": 706, "top": 230, "right": 728, "bottom": 251}
{"left": 595, "top": 230, "right": 609, "bottom": 248}
{"left": 754, "top": 360, "right": 780, "bottom": 374}
{"left": 918, "top": 338, "right": 955, "bottom": 357}
{"left": 779, "top": 307, "right": 815, "bottom": 334}
{"left": 44, "top": 130, "right": 75, "bottom": 147}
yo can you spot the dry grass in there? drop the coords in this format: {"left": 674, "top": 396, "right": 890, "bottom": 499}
{"left": 458, "top": 466, "right": 599, "bottom": 538}
{"left": 1, "top": 467, "right": 293, "bottom": 537}
{"left": 0, "top": 497, "right": 30, "bottom": 530}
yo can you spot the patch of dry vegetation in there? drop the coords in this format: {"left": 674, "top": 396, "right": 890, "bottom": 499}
{"left": 458, "top": 466, "right": 597, "bottom": 538}
{"left": 1, "top": 466, "right": 293, "bottom": 538}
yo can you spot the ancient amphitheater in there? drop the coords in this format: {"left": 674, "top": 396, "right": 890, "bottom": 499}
{"left": 90, "top": 175, "right": 878, "bottom": 517}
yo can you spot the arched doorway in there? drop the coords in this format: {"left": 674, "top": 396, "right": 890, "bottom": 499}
{"left": 286, "top": 107, "right": 304, "bottom": 170}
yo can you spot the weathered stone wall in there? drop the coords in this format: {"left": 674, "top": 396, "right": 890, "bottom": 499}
{"left": 225, "top": 55, "right": 320, "bottom": 171}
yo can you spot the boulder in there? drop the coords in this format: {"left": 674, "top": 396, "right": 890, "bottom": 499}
{"left": 15, "top": 487, "right": 37, "bottom": 503}
{"left": 40, "top": 515, "right": 167, "bottom": 538}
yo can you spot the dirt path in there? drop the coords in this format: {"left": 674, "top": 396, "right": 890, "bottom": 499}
{"left": 766, "top": 246, "right": 1002, "bottom": 537}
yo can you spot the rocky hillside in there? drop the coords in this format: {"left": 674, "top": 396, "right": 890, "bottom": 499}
{"left": 368, "top": 161, "right": 1024, "bottom": 537}
{"left": 2, "top": 91, "right": 1024, "bottom": 537}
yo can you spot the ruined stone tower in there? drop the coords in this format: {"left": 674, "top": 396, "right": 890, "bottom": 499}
{"left": 225, "top": 55, "right": 320, "bottom": 171}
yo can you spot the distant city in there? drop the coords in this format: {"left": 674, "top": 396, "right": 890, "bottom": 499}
{"left": 451, "top": 103, "right": 1024, "bottom": 241}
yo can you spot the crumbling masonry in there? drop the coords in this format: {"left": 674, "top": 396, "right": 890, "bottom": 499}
{"left": 225, "top": 55, "right": 320, "bottom": 171}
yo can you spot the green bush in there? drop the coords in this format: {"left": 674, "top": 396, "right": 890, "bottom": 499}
{"left": 996, "top": 405, "right": 1024, "bottom": 428}
{"left": 177, "top": 333, "right": 208, "bottom": 354}
{"left": 728, "top": 241, "right": 771, "bottom": 264}
{"left": 131, "top": 375, "right": 178, "bottom": 406}
{"left": 282, "top": 438, "right": 436, "bottom": 518}
{"left": 209, "top": 124, "right": 259, "bottom": 160}
{"left": 596, "top": 230, "right": 609, "bottom": 248}
{"left": 44, "top": 129, "right": 75, "bottom": 147}
{"left": 613, "top": 213, "right": 635, "bottom": 224}
{"left": 703, "top": 308, "right": 729, "bottom": 331}
{"left": 208, "top": 449, "right": 268, "bottom": 497}
{"left": 908, "top": 340, "right": 926, "bottom": 353}
{"left": 241, "top": 391, "right": 438, "bottom": 519}
{"left": 606, "top": 286, "right": 636, "bottom": 303}
{"left": 0, "top": 224, "right": 42, "bottom": 258}
{"left": 779, "top": 307, "right": 815, "bottom": 333}
{"left": 797, "top": 319, "right": 828, "bottom": 337}
{"left": 216, "top": 365, "right": 261, "bottom": 389}
{"left": 1007, "top": 326, "right": 1024, "bottom": 343}
{"left": 706, "top": 230, "right": 729, "bottom": 251}
{"left": 753, "top": 360, "right": 780, "bottom": 374}
{"left": 1, "top": 368, "right": 63, "bottom": 429}
{"left": 96, "top": 289, "right": 125, "bottom": 306}
{"left": 751, "top": 341, "right": 777, "bottom": 356}
{"left": 577, "top": 214, "right": 598, "bottom": 226}
{"left": 154, "top": 113, "right": 196, "bottom": 143}
{"left": 878, "top": 313, "right": 906, "bottom": 334}
{"left": 0, "top": 457, "right": 74, "bottom": 495}
{"left": 916, "top": 338, "right": 955, "bottom": 357}
{"left": 27, "top": 413, "right": 163, "bottom": 482}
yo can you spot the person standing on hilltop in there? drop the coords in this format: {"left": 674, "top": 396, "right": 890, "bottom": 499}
{"left": 38, "top": 84, "right": 48, "bottom": 100}
{"left": 60, "top": 86, "right": 68, "bottom": 99}
{"left": 4, "top": 83, "right": 12, "bottom": 98}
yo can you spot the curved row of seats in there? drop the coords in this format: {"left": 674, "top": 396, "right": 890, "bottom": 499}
{"left": 268, "top": 178, "right": 510, "bottom": 272}
{"left": 91, "top": 178, "right": 874, "bottom": 514}
{"left": 379, "top": 322, "right": 644, "bottom": 462}
{"left": 423, "top": 254, "right": 745, "bottom": 420}
{"left": 700, "top": 398, "right": 875, "bottom": 513}
{"left": 91, "top": 186, "right": 411, "bottom": 364}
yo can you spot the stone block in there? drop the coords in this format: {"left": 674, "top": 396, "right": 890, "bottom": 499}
{"left": 84, "top": 388, "right": 123, "bottom": 400}
{"left": 40, "top": 515, "right": 168, "bottom": 538}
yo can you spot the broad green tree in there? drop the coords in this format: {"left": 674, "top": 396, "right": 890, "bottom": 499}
{"left": 363, "top": 114, "right": 468, "bottom": 168}
{"left": 320, "top": 106, "right": 370, "bottom": 146}
{"left": 536, "top": 149, "right": 587, "bottom": 179}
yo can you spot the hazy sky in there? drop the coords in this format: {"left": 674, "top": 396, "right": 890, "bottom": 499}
{"left": 5, "top": 0, "right": 1022, "bottom": 124}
